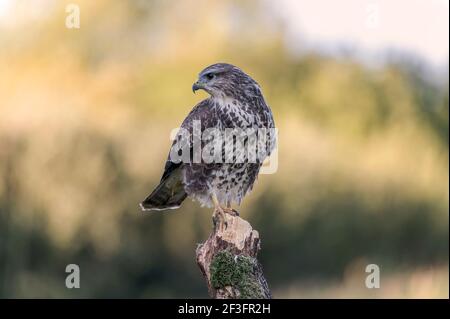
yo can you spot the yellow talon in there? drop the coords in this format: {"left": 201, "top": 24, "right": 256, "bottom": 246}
{"left": 211, "top": 193, "right": 227, "bottom": 231}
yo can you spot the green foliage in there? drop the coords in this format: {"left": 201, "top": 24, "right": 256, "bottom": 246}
{"left": 210, "top": 250, "right": 263, "bottom": 299}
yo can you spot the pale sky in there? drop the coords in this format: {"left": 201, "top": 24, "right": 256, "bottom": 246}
{"left": 272, "top": 0, "right": 449, "bottom": 67}
{"left": 1, "top": 0, "right": 449, "bottom": 67}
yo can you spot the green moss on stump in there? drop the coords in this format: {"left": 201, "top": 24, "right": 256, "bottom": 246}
{"left": 210, "top": 250, "right": 264, "bottom": 299}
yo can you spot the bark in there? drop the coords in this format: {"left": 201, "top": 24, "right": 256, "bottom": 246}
{"left": 196, "top": 213, "right": 271, "bottom": 299}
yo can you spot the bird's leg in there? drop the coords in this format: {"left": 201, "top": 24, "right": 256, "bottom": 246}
{"left": 212, "top": 193, "right": 227, "bottom": 231}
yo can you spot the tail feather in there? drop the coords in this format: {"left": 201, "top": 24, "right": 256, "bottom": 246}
{"left": 140, "top": 168, "right": 187, "bottom": 211}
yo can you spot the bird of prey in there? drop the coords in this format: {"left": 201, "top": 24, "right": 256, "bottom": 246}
{"left": 140, "top": 63, "right": 275, "bottom": 226}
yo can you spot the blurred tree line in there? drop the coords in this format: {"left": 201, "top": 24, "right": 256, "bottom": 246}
{"left": 0, "top": 0, "right": 448, "bottom": 297}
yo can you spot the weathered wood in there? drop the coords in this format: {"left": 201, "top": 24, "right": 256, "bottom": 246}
{"left": 196, "top": 213, "right": 271, "bottom": 299}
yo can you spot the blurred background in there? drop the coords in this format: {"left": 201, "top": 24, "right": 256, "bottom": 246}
{"left": 0, "top": 0, "right": 448, "bottom": 298}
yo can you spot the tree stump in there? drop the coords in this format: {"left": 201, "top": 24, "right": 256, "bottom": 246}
{"left": 196, "top": 213, "right": 271, "bottom": 299}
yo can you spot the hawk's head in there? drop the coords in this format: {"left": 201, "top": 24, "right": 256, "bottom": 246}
{"left": 192, "top": 63, "right": 260, "bottom": 99}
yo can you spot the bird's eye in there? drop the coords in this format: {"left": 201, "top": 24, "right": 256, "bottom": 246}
{"left": 205, "top": 73, "right": 215, "bottom": 80}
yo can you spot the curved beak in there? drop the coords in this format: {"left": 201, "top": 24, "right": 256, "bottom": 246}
{"left": 192, "top": 81, "right": 202, "bottom": 93}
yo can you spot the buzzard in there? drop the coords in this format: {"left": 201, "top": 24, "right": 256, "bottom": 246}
{"left": 140, "top": 63, "right": 275, "bottom": 226}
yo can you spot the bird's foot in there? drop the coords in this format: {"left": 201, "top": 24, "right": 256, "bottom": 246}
{"left": 212, "top": 206, "right": 228, "bottom": 232}
{"left": 223, "top": 207, "right": 239, "bottom": 217}
{"left": 212, "top": 206, "right": 240, "bottom": 231}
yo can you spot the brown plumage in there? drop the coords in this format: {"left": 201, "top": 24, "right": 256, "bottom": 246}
{"left": 140, "top": 63, "right": 275, "bottom": 217}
